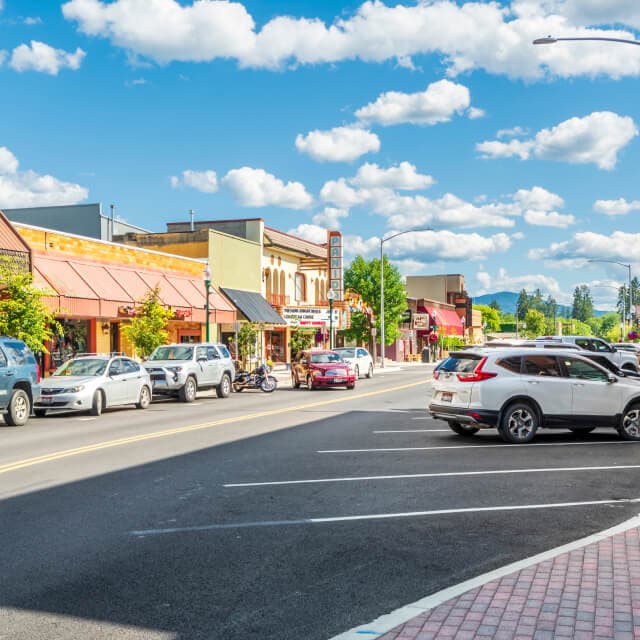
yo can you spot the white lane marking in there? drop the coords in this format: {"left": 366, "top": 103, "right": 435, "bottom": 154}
{"left": 319, "top": 440, "right": 640, "bottom": 454}
{"left": 374, "top": 429, "right": 450, "bottom": 433}
{"left": 328, "top": 513, "right": 640, "bottom": 640}
{"left": 411, "top": 417, "right": 430, "bottom": 420}
{"left": 76, "top": 418, "right": 97, "bottom": 422}
{"left": 130, "top": 498, "right": 640, "bottom": 537}
{"left": 223, "top": 464, "right": 640, "bottom": 488}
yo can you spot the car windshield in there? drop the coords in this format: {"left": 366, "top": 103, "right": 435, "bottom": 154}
{"left": 335, "top": 348, "right": 355, "bottom": 358}
{"left": 310, "top": 353, "right": 343, "bottom": 364}
{"left": 53, "top": 358, "right": 107, "bottom": 377}
{"left": 149, "top": 346, "right": 194, "bottom": 361}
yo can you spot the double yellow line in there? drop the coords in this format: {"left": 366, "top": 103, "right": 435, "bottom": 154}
{"left": 0, "top": 379, "right": 429, "bottom": 476}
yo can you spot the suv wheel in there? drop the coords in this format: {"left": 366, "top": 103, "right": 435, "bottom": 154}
{"left": 3, "top": 389, "right": 30, "bottom": 426}
{"left": 216, "top": 373, "right": 231, "bottom": 399}
{"left": 448, "top": 421, "right": 479, "bottom": 437}
{"left": 179, "top": 376, "right": 197, "bottom": 403}
{"left": 498, "top": 402, "right": 538, "bottom": 444}
{"left": 618, "top": 404, "right": 640, "bottom": 440}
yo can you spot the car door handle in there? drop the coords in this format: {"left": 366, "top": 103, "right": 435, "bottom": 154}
{"left": 5, "top": 371, "right": 14, "bottom": 376}
{"left": 572, "top": 383, "right": 585, "bottom": 387}
{"left": 526, "top": 380, "right": 540, "bottom": 384}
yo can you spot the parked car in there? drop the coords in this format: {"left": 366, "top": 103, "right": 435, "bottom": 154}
{"left": 291, "top": 350, "right": 356, "bottom": 390}
{"left": 144, "top": 343, "right": 235, "bottom": 402}
{"left": 535, "top": 336, "right": 639, "bottom": 372}
{"left": 36, "top": 355, "right": 151, "bottom": 416}
{"left": 332, "top": 347, "right": 374, "bottom": 379}
{"left": 611, "top": 343, "right": 640, "bottom": 357}
{"left": 0, "top": 336, "right": 40, "bottom": 426}
{"left": 428, "top": 347, "right": 640, "bottom": 444}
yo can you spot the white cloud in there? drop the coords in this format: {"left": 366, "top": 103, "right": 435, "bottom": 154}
{"left": 355, "top": 79, "right": 472, "bottom": 126}
{"left": 529, "top": 231, "right": 640, "bottom": 265}
{"left": 222, "top": 167, "right": 312, "bottom": 209}
{"left": 477, "top": 111, "right": 638, "bottom": 170}
{"left": 467, "top": 106, "right": 486, "bottom": 120}
{"left": 295, "top": 126, "right": 380, "bottom": 163}
{"left": 350, "top": 162, "right": 434, "bottom": 190}
{"left": 287, "top": 223, "right": 327, "bottom": 244}
{"left": 9, "top": 41, "right": 85, "bottom": 75}
{"left": 593, "top": 198, "right": 640, "bottom": 216}
{"left": 312, "top": 207, "right": 349, "bottom": 229}
{"left": 320, "top": 178, "right": 368, "bottom": 209}
{"left": 61, "top": 0, "right": 640, "bottom": 79}
{"left": 497, "top": 126, "right": 528, "bottom": 138}
{"left": 0, "top": 146, "right": 88, "bottom": 208}
{"left": 514, "top": 186, "right": 564, "bottom": 211}
{"left": 170, "top": 169, "right": 218, "bottom": 193}
{"left": 474, "top": 267, "right": 562, "bottom": 297}
{"left": 523, "top": 209, "right": 576, "bottom": 228}
{"left": 24, "top": 17, "right": 43, "bottom": 25}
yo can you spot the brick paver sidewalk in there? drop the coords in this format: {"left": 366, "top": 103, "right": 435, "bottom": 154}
{"left": 378, "top": 525, "right": 640, "bottom": 640}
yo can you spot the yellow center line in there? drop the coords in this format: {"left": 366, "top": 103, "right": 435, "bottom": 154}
{"left": 0, "top": 379, "right": 430, "bottom": 476}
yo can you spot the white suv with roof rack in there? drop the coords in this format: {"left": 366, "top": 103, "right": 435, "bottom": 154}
{"left": 429, "top": 347, "right": 640, "bottom": 444}
{"left": 535, "top": 336, "right": 638, "bottom": 372}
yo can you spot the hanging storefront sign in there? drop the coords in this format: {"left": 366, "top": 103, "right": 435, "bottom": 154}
{"left": 283, "top": 307, "right": 340, "bottom": 327}
{"left": 328, "top": 231, "right": 343, "bottom": 301}
{"left": 413, "top": 313, "right": 430, "bottom": 329}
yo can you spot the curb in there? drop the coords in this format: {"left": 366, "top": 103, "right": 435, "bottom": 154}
{"left": 327, "top": 512, "right": 640, "bottom": 639}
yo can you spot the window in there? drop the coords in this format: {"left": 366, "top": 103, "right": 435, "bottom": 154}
{"left": 438, "top": 355, "right": 481, "bottom": 374}
{"left": 575, "top": 339, "right": 591, "bottom": 350}
{"left": 207, "top": 347, "right": 220, "bottom": 360}
{"left": 109, "top": 359, "right": 125, "bottom": 376}
{"left": 496, "top": 356, "right": 522, "bottom": 373}
{"left": 562, "top": 358, "right": 610, "bottom": 382}
{"left": 196, "top": 346, "right": 208, "bottom": 361}
{"left": 592, "top": 340, "right": 611, "bottom": 353}
{"left": 4, "top": 341, "right": 35, "bottom": 365}
{"left": 295, "top": 273, "right": 306, "bottom": 301}
{"left": 522, "top": 356, "right": 561, "bottom": 377}
{"left": 122, "top": 359, "right": 140, "bottom": 374}
{"left": 0, "top": 349, "right": 7, "bottom": 367}
{"left": 358, "top": 349, "right": 369, "bottom": 358}
{"left": 218, "top": 346, "right": 231, "bottom": 359}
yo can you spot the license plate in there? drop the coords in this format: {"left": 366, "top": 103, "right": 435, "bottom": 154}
{"left": 40, "top": 396, "right": 53, "bottom": 404}
{"left": 441, "top": 392, "right": 453, "bottom": 403}
{"left": 332, "top": 377, "right": 345, "bottom": 383}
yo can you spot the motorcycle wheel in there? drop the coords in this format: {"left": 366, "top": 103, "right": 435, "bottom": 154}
{"left": 261, "top": 377, "right": 277, "bottom": 393}
{"left": 234, "top": 385, "right": 244, "bottom": 392}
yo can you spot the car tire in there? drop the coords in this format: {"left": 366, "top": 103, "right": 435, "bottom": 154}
{"left": 89, "top": 390, "right": 104, "bottom": 417}
{"left": 366, "top": 363, "right": 373, "bottom": 379}
{"left": 292, "top": 374, "right": 300, "bottom": 389}
{"left": 34, "top": 409, "right": 47, "bottom": 418}
{"left": 216, "top": 374, "right": 231, "bottom": 399}
{"left": 354, "top": 365, "right": 360, "bottom": 379}
{"left": 498, "top": 402, "right": 538, "bottom": 444}
{"left": 347, "top": 382, "right": 355, "bottom": 390}
{"left": 306, "top": 375, "right": 314, "bottom": 390}
{"left": 618, "top": 403, "right": 640, "bottom": 440}
{"left": 3, "top": 389, "right": 30, "bottom": 426}
{"left": 569, "top": 426, "right": 596, "bottom": 434}
{"left": 448, "top": 421, "right": 479, "bottom": 437}
{"left": 179, "top": 376, "right": 197, "bottom": 403}
{"left": 136, "top": 385, "right": 151, "bottom": 409}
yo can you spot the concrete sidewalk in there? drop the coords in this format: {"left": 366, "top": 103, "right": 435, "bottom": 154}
{"left": 333, "top": 515, "right": 640, "bottom": 640}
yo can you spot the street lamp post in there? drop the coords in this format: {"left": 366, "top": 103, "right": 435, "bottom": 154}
{"left": 380, "top": 227, "right": 432, "bottom": 368}
{"left": 461, "top": 316, "right": 466, "bottom": 344}
{"left": 327, "top": 287, "right": 336, "bottom": 349}
{"left": 203, "top": 262, "right": 212, "bottom": 342}
{"left": 588, "top": 259, "right": 632, "bottom": 335}
{"left": 534, "top": 35, "right": 640, "bottom": 47}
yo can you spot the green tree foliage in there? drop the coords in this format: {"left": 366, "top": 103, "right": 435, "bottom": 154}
{"left": 344, "top": 255, "right": 407, "bottom": 346}
{"left": 236, "top": 323, "right": 258, "bottom": 367}
{"left": 588, "top": 312, "right": 620, "bottom": 339}
{"left": 289, "top": 328, "right": 313, "bottom": 358}
{"left": 122, "top": 286, "right": 173, "bottom": 357}
{"left": 0, "top": 258, "right": 60, "bottom": 354}
{"left": 523, "top": 309, "right": 546, "bottom": 338}
{"left": 474, "top": 305, "right": 501, "bottom": 332}
{"left": 572, "top": 285, "right": 594, "bottom": 323}
{"left": 489, "top": 299, "right": 501, "bottom": 311}
{"left": 516, "top": 289, "right": 529, "bottom": 320}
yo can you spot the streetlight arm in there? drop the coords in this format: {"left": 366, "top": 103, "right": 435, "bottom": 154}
{"left": 534, "top": 35, "right": 640, "bottom": 46}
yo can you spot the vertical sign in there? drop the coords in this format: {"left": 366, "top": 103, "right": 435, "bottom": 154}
{"left": 328, "top": 231, "right": 343, "bottom": 301}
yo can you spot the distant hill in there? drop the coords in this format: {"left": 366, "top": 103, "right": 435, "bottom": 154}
{"left": 473, "top": 291, "right": 607, "bottom": 317}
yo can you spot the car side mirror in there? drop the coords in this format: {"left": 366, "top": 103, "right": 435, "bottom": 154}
{"left": 608, "top": 374, "right": 618, "bottom": 383}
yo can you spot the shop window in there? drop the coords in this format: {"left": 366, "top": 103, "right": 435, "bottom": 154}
{"left": 295, "top": 273, "right": 306, "bottom": 301}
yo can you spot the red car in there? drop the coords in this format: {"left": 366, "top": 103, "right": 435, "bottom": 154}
{"left": 291, "top": 350, "right": 356, "bottom": 390}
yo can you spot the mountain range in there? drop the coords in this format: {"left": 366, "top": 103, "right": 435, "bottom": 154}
{"left": 473, "top": 291, "right": 607, "bottom": 317}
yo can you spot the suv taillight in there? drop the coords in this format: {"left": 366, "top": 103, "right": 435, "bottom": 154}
{"left": 36, "top": 362, "right": 41, "bottom": 383}
{"left": 433, "top": 369, "right": 440, "bottom": 380}
{"left": 457, "top": 357, "right": 497, "bottom": 382}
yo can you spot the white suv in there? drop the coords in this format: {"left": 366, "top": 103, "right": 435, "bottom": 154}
{"left": 428, "top": 347, "right": 640, "bottom": 444}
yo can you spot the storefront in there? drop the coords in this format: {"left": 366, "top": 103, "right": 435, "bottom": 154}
{"left": 265, "top": 327, "right": 286, "bottom": 363}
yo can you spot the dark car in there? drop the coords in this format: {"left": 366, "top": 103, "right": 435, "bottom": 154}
{"left": 0, "top": 336, "right": 40, "bottom": 426}
{"left": 291, "top": 350, "right": 356, "bottom": 390}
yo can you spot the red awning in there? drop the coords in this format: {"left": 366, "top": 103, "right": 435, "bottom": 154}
{"left": 419, "top": 306, "right": 463, "bottom": 336}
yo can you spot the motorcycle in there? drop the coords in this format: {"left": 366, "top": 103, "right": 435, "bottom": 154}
{"left": 233, "top": 362, "right": 278, "bottom": 393}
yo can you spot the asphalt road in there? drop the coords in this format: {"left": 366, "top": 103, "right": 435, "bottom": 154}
{"left": 1, "top": 365, "right": 640, "bottom": 640}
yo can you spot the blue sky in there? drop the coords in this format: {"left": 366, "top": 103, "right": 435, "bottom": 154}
{"left": 1, "top": 0, "right": 640, "bottom": 310}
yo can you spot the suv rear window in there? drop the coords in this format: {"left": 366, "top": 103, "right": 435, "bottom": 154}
{"left": 496, "top": 356, "right": 522, "bottom": 373}
{"left": 438, "top": 355, "right": 481, "bottom": 374}
{"left": 3, "top": 341, "right": 36, "bottom": 365}
{"left": 523, "top": 355, "right": 562, "bottom": 377}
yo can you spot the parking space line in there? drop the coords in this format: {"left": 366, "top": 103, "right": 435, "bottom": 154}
{"left": 373, "top": 429, "right": 450, "bottom": 433}
{"left": 319, "top": 441, "right": 640, "bottom": 454}
{"left": 224, "top": 464, "right": 640, "bottom": 488}
{"left": 130, "top": 497, "right": 640, "bottom": 536}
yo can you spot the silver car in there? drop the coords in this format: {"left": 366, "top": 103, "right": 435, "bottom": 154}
{"left": 35, "top": 355, "right": 152, "bottom": 417}
{"left": 333, "top": 347, "right": 374, "bottom": 379}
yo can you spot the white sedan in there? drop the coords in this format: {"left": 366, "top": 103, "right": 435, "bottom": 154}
{"left": 333, "top": 347, "right": 374, "bottom": 379}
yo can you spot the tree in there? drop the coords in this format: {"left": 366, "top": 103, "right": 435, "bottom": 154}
{"left": 489, "top": 299, "right": 501, "bottom": 312}
{"left": 121, "top": 286, "right": 173, "bottom": 358}
{"left": 0, "top": 258, "right": 60, "bottom": 354}
{"left": 473, "top": 305, "right": 501, "bottom": 332}
{"left": 344, "top": 255, "right": 407, "bottom": 346}
{"left": 523, "top": 309, "right": 546, "bottom": 338}
{"left": 289, "top": 328, "right": 313, "bottom": 359}
{"left": 516, "top": 289, "right": 529, "bottom": 321}
{"left": 572, "top": 285, "right": 593, "bottom": 323}
{"left": 236, "top": 323, "right": 258, "bottom": 368}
